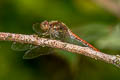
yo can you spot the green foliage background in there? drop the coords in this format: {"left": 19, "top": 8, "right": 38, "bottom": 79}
{"left": 0, "top": 0, "right": 120, "bottom": 80}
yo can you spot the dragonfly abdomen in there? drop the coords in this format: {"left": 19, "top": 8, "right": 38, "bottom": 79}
{"left": 69, "top": 30, "right": 99, "bottom": 51}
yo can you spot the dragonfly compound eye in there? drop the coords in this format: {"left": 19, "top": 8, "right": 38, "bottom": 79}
{"left": 40, "top": 20, "right": 50, "bottom": 31}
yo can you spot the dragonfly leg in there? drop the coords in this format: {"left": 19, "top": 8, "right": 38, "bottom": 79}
{"left": 42, "top": 32, "right": 49, "bottom": 38}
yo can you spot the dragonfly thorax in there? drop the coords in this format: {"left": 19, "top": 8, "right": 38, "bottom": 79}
{"left": 49, "top": 21, "right": 68, "bottom": 31}
{"left": 47, "top": 21, "right": 69, "bottom": 40}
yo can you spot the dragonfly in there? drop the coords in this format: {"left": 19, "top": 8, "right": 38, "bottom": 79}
{"left": 11, "top": 20, "right": 99, "bottom": 59}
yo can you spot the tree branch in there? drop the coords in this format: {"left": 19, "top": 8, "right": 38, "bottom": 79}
{"left": 0, "top": 32, "right": 120, "bottom": 68}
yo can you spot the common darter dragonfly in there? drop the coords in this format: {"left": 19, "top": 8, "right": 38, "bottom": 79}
{"left": 11, "top": 20, "right": 99, "bottom": 59}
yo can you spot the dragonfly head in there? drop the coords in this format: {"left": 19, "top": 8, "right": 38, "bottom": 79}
{"left": 40, "top": 20, "right": 50, "bottom": 31}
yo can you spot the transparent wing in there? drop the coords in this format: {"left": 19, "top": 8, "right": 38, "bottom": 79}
{"left": 32, "top": 23, "right": 44, "bottom": 36}
{"left": 49, "top": 29, "right": 68, "bottom": 41}
{"left": 62, "top": 33, "right": 84, "bottom": 46}
{"left": 49, "top": 28, "right": 84, "bottom": 46}
{"left": 11, "top": 42, "right": 33, "bottom": 51}
{"left": 23, "top": 46, "right": 52, "bottom": 59}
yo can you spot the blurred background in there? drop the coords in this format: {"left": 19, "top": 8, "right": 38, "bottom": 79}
{"left": 0, "top": 0, "right": 120, "bottom": 80}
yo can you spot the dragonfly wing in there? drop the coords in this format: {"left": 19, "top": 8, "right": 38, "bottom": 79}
{"left": 49, "top": 28, "right": 68, "bottom": 41}
{"left": 11, "top": 42, "right": 33, "bottom": 51}
{"left": 32, "top": 23, "right": 44, "bottom": 36}
{"left": 23, "top": 46, "right": 52, "bottom": 59}
{"left": 63, "top": 33, "right": 84, "bottom": 46}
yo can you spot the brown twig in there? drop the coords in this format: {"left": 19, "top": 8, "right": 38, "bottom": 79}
{"left": 0, "top": 32, "right": 120, "bottom": 67}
